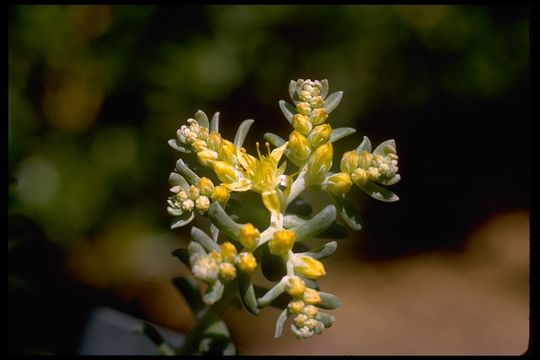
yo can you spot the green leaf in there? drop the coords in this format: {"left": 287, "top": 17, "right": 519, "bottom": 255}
{"left": 274, "top": 308, "right": 289, "bottom": 338}
{"left": 172, "top": 248, "right": 190, "bottom": 268}
{"left": 210, "top": 224, "right": 220, "bottom": 242}
{"left": 207, "top": 202, "right": 242, "bottom": 240}
{"left": 258, "top": 244, "right": 287, "bottom": 282}
{"left": 297, "top": 241, "right": 337, "bottom": 260}
{"left": 169, "top": 172, "right": 189, "bottom": 190}
{"left": 279, "top": 100, "right": 295, "bottom": 123}
{"left": 289, "top": 80, "right": 297, "bottom": 101}
{"left": 295, "top": 79, "right": 305, "bottom": 96}
{"left": 373, "top": 139, "right": 396, "bottom": 156}
{"left": 175, "top": 159, "right": 201, "bottom": 185}
{"left": 191, "top": 227, "right": 220, "bottom": 253}
{"left": 301, "top": 277, "right": 320, "bottom": 291}
{"left": 203, "top": 280, "right": 224, "bottom": 305}
{"left": 172, "top": 276, "right": 205, "bottom": 315}
{"left": 320, "top": 79, "right": 329, "bottom": 99}
{"left": 187, "top": 241, "right": 207, "bottom": 258}
{"left": 210, "top": 112, "right": 220, "bottom": 133}
{"left": 329, "top": 127, "right": 356, "bottom": 144}
{"left": 233, "top": 119, "right": 254, "bottom": 149}
{"left": 168, "top": 139, "right": 191, "bottom": 153}
{"left": 256, "top": 279, "right": 286, "bottom": 308}
{"left": 238, "top": 272, "right": 259, "bottom": 315}
{"left": 291, "top": 204, "right": 337, "bottom": 240}
{"left": 194, "top": 110, "right": 210, "bottom": 128}
{"left": 317, "top": 292, "right": 342, "bottom": 310}
{"left": 359, "top": 181, "right": 399, "bottom": 202}
{"left": 316, "top": 312, "right": 335, "bottom": 328}
{"left": 134, "top": 323, "right": 174, "bottom": 355}
{"left": 332, "top": 194, "right": 363, "bottom": 230}
{"left": 167, "top": 206, "right": 184, "bottom": 216}
{"left": 315, "top": 222, "right": 348, "bottom": 239}
{"left": 356, "top": 136, "right": 372, "bottom": 153}
{"left": 171, "top": 211, "right": 195, "bottom": 229}
{"left": 324, "top": 91, "right": 343, "bottom": 113}
{"left": 264, "top": 132, "right": 286, "bottom": 148}
{"left": 200, "top": 321, "right": 235, "bottom": 355}
{"left": 283, "top": 214, "right": 305, "bottom": 228}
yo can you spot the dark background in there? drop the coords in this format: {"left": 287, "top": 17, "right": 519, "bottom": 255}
{"left": 8, "top": 5, "right": 531, "bottom": 354}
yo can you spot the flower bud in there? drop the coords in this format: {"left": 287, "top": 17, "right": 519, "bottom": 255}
{"left": 351, "top": 167, "right": 368, "bottom": 186}
{"left": 239, "top": 223, "right": 260, "bottom": 249}
{"left": 340, "top": 150, "right": 359, "bottom": 174}
{"left": 308, "top": 124, "right": 332, "bottom": 148}
{"left": 175, "top": 190, "right": 188, "bottom": 202}
{"left": 302, "top": 304, "right": 318, "bottom": 317}
{"left": 288, "top": 300, "right": 305, "bottom": 314}
{"left": 207, "top": 131, "right": 222, "bottom": 152}
{"left": 219, "top": 262, "right": 236, "bottom": 280}
{"left": 367, "top": 167, "right": 380, "bottom": 181}
{"left": 220, "top": 242, "right": 237, "bottom": 263}
{"left": 285, "top": 276, "right": 306, "bottom": 297}
{"left": 269, "top": 229, "right": 295, "bottom": 256}
{"left": 303, "top": 288, "right": 321, "bottom": 305}
{"left": 188, "top": 185, "right": 200, "bottom": 200}
{"left": 218, "top": 139, "right": 237, "bottom": 164}
{"left": 236, "top": 252, "right": 257, "bottom": 273}
{"left": 195, "top": 195, "right": 210, "bottom": 212}
{"left": 212, "top": 161, "right": 238, "bottom": 183}
{"left": 306, "top": 143, "right": 333, "bottom": 184}
{"left": 211, "top": 185, "right": 230, "bottom": 205}
{"left": 310, "top": 108, "right": 328, "bottom": 125}
{"left": 309, "top": 96, "right": 324, "bottom": 109}
{"left": 197, "top": 177, "right": 215, "bottom": 196}
{"left": 358, "top": 150, "right": 373, "bottom": 169}
{"left": 197, "top": 126, "right": 209, "bottom": 141}
{"left": 191, "top": 139, "right": 207, "bottom": 153}
{"left": 325, "top": 172, "right": 352, "bottom": 196}
{"left": 293, "top": 314, "right": 309, "bottom": 327}
{"left": 197, "top": 149, "right": 218, "bottom": 167}
{"left": 192, "top": 256, "right": 219, "bottom": 282}
{"left": 182, "top": 199, "right": 194, "bottom": 212}
{"left": 296, "top": 102, "right": 311, "bottom": 116}
{"left": 300, "top": 90, "right": 312, "bottom": 101}
{"left": 294, "top": 255, "right": 327, "bottom": 279}
{"left": 289, "top": 131, "right": 311, "bottom": 162}
{"left": 292, "top": 114, "right": 312, "bottom": 136}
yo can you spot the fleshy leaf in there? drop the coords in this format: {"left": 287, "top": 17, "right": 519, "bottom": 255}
{"left": 379, "top": 173, "right": 401, "bottom": 186}
{"left": 289, "top": 80, "right": 297, "bottom": 101}
{"left": 167, "top": 207, "right": 184, "bottom": 216}
{"left": 274, "top": 308, "right": 289, "bottom": 338}
{"left": 297, "top": 241, "right": 337, "bottom": 260}
{"left": 291, "top": 204, "right": 337, "bottom": 240}
{"left": 258, "top": 244, "right": 287, "bottom": 282}
{"left": 168, "top": 139, "right": 191, "bottom": 153}
{"left": 191, "top": 227, "right": 220, "bottom": 252}
{"left": 256, "top": 279, "right": 286, "bottom": 308}
{"left": 317, "top": 292, "right": 342, "bottom": 310}
{"left": 207, "top": 202, "right": 242, "bottom": 241}
{"left": 356, "top": 136, "right": 372, "bottom": 153}
{"left": 283, "top": 214, "right": 305, "bottom": 228}
{"left": 233, "top": 119, "right": 254, "bottom": 149}
{"left": 187, "top": 241, "right": 207, "bottom": 258}
{"left": 203, "top": 280, "right": 224, "bottom": 305}
{"left": 332, "top": 194, "right": 363, "bottom": 230}
{"left": 175, "top": 159, "right": 201, "bottom": 185}
{"left": 194, "top": 110, "right": 210, "bottom": 129}
{"left": 169, "top": 172, "right": 189, "bottom": 190}
{"left": 171, "top": 211, "right": 195, "bottom": 229}
{"left": 210, "top": 112, "right": 220, "bottom": 133}
{"left": 329, "top": 127, "right": 356, "bottom": 144}
{"left": 373, "top": 139, "right": 396, "bottom": 156}
{"left": 172, "top": 276, "right": 205, "bottom": 316}
{"left": 316, "top": 312, "right": 335, "bottom": 328}
{"left": 323, "top": 91, "right": 343, "bottom": 113}
{"left": 320, "top": 79, "right": 329, "bottom": 99}
{"left": 279, "top": 100, "right": 295, "bottom": 123}
{"left": 359, "top": 181, "right": 399, "bottom": 202}
{"left": 315, "top": 222, "right": 348, "bottom": 239}
{"left": 238, "top": 272, "right": 259, "bottom": 315}
{"left": 264, "top": 132, "right": 286, "bottom": 148}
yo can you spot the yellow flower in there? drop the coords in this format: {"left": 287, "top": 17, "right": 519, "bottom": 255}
{"left": 197, "top": 149, "right": 218, "bottom": 167}
{"left": 220, "top": 242, "right": 237, "bottom": 262}
{"left": 303, "top": 288, "right": 321, "bottom": 305}
{"left": 212, "top": 161, "right": 239, "bottom": 183}
{"left": 211, "top": 185, "right": 230, "bottom": 205}
{"left": 269, "top": 229, "right": 295, "bottom": 255}
{"left": 293, "top": 255, "right": 326, "bottom": 279}
{"left": 351, "top": 167, "right": 368, "bottom": 186}
{"left": 288, "top": 300, "right": 305, "bottom": 314}
{"left": 325, "top": 172, "right": 352, "bottom": 196}
{"left": 239, "top": 223, "right": 260, "bottom": 249}
{"left": 285, "top": 276, "right": 306, "bottom": 297}
{"left": 197, "top": 177, "right": 215, "bottom": 196}
{"left": 219, "top": 262, "right": 236, "bottom": 280}
{"left": 236, "top": 252, "right": 257, "bottom": 273}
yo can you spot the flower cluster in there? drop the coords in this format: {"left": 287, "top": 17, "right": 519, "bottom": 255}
{"left": 166, "top": 79, "right": 400, "bottom": 348}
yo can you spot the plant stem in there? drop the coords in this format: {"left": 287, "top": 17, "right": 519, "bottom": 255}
{"left": 176, "top": 279, "right": 238, "bottom": 355}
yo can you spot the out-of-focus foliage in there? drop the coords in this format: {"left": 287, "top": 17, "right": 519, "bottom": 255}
{"left": 8, "top": 5, "right": 530, "bottom": 355}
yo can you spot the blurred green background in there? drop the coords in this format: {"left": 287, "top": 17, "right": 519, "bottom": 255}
{"left": 8, "top": 5, "right": 530, "bottom": 355}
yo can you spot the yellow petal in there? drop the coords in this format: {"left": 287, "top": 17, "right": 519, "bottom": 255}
{"left": 224, "top": 178, "right": 252, "bottom": 192}
{"left": 270, "top": 141, "right": 289, "bottom": 163}
{"left": 262, "top": 190, "right": 281, "bottom": 216}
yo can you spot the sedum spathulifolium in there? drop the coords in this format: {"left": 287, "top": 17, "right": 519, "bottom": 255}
{"left": 155, "top": 79, "right": 400, "bottom": 354}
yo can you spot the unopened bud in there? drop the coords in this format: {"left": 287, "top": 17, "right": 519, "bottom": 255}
{"left": 310, "top": 108, "right": 328, "bottom": 125}
{"left": 306, "top": 143, "right": 333, "bottom": 184}
{"left": 289, "top": 131, "right": 311, "bottom": 162}
{"left": 292, "top": 114, "right": 313, "bottom": 136}
{"left": 285, "top": 276, "right": 306, "bottom": 297}
{"left": 351, "top": 167, "right": 368, "bottom": 186}
{"left": 269, "top": 229, "right": 295, "bottom": 256}
{"left": 197, "top": 177, "right": 215, "bottom": 196}
{"left": 308, "top": 124, "right": 332, "bottom": 148}
{"left": 340, "top": 150, "right": 359, "bottom": 174}
{"left": 212, "top": 161, "right": 238, "bottom": 183}
{"left": 211, "top": 185, "right": 230, "bottom": 206}
{"left": 239, "top": 223, "right": 260, "bottom": 249}
{"left": 236, "top": 252, "right": 257, "bottom": 273}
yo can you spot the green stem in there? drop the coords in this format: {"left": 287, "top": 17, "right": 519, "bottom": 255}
{"left": 176, "top": 279, "right": 238, "bottom": 355}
